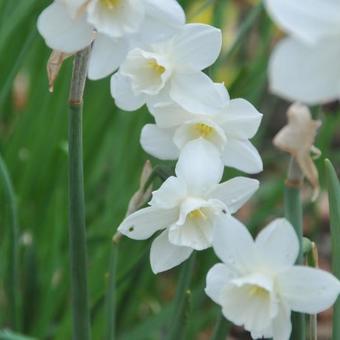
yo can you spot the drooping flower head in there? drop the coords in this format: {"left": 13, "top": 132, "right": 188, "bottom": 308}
{"left": 141, "top": 83, "right": 263, "bottom": 174}
{"left": 205, "top": 216, "right": 340, "bottom": 340}
{"left": 111, "top": 24, "right": 226, "bottom": 114}
{"left": 37, "top": 0, "right": 185, "bottom": 79}
{"left": 118, "top": 139, "right": 259, "bottom": 273}
{"left": 265, "top": 0, "right": 340, "bottom": 104}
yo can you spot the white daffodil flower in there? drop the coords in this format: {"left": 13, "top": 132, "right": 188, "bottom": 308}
{"left": 205, "top": 216, "right": 340, "bottom": 340}
{"left": 110, "top": 23, "right": 226, "bottom": 115}
{"left": 37, "top": 0, "right": 185, "bottom": 79}
{"left": 118, "top": 139, "right": 259, "bottom": 274}
{"left": 140, "top": 83, "right": 263, "bottom": 174}
{"left": 265, "top": 0, "right": 340, "bottom": 104}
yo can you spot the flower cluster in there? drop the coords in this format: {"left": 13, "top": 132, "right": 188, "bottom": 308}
{"left": 38, "top": 1, "right": 340, "bottom": 339}
{"left": 265, "top": 0, "right": 340, "bottom": 104}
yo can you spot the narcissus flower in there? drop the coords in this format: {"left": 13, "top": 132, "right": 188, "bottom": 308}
{"left": 265, "top": 0, "right": 340, "bottom": 104}
{"left": 205, "top": 216, "right": 340, "bottom": 340}
{"left": 118, "top": 139, "right": 259, "bottom": 273}
{"left": 37, "top": 0, "right": 185, "bottom": 79}
{"left": 111, "top": 24, "right": 225, "bottom": 114}
{"left": 141, "top": 83, "right": 263, "bottom": 174}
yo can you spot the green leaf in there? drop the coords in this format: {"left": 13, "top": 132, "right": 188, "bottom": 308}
{"left": 325, "top": 159, "right": 340, "bottom": 340}
{"left": 0, "top": 330, "right": 37, "bottom": 340}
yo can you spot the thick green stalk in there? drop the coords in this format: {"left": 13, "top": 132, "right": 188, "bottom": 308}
{"left": 106, "top": 243, "right": 118, "bottom": 340}
{"left": 68, "top": 46, "right": 91, "bottom": 340}
{"left": 284, "top": 158, "right": 305, "bottom": 340}
{"left": 211, "top": 312, "right": 231, "bottom": 340}
{"left": 0, "top": 155, "right": 19, "bottom": 329}
{"left": 166, "top": 254, "right": 196, "bottom": 340}
{"left": 324, "top": 159, "right": 340, "bottom": 340}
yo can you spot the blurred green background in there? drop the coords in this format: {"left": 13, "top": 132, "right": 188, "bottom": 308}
{"left": 1, "top": 0, "right": 339, "bottom": 339}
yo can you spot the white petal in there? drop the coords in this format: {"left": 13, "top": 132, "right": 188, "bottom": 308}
{"left": 272, "top": 303, "right": 292, "bottom": 340}
{"left": 118, "top": 206, "right": 178, "bottom": 240}
{"left": 175, "top": 139, "right": 223, "bottom": 195}
{"left": 221, "top": 99, "right": 263, "bottom": 139}
{"left": 277, "top": 266, "right": 340, "bottom": 314}
{"left": 58, "top": 0, "right": 89, "bottom": 18}
{"left": 209, "top": 177, "right": 259, "bottom": 214}
{"left": 269, "top": 37, "right": 340, "bottom": 105}
{"left": 170, "top": 72, "right": 228, "bottom": 115}
{"left": 265, "top": 0, "right": 340, "bottom": 44}
{"left": 140, "top": 124, "right": 179, "bottom": 160}
{"left": 255, "top": 218, "right": 299, "bottom": 268}
{"left": 205, "top": 263, "right": 235, "bottom": 304}
{"left": 86, "top": 0, "right": 145, "bottom": 38}
{"left": 88, "top": 34, "right": 128, "bottom": 80}
{"left": 150, "top": 230, "right": 192, "bottom": 273}
{"left": 110, "top": 72, "right": 146, "bottom": 111}
{"left": 172, "top": 23, "right": 222, "bottom": 70}
{"left": 222, "top": 139, "right": 263, "bottom": 174}
{"left": 149, "top": 176, "right": 187, "bottom": 209}
{"left": 149, "top": 101, "right": 192, "bottom": 128}
{"left": 144, "top": 0, "right": 185, "bottom": 27}
{"left": 212, "top": 215, "right": 257, "bottom": 273}
{"left": 37, "top": 2, "right": 93, "bottom": 53}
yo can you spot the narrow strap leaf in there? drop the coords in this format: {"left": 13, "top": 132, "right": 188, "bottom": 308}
{"left": 325, "top": 159, "right": 340, "bottom": 340}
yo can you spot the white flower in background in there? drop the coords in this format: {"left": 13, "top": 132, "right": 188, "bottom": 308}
{"left": 205, "top": 216, "right": 340, "bottom": 340}
{"left": 37, "top": 0, "right": 185, "bottom": 79}
{"left": 118, "top": 139, "right": 259, "bottom": 273}
{"left": 141, "top": 83, "right": 263, "bottom": 174}
{"left": 265, "top": 0, "right": 340, "bottom": 104}
{"left": 111, "top": 24, "right": 226, "bottom": 114}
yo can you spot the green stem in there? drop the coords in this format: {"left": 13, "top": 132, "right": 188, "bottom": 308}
{"left": 284, "top": 158, "right": 305, "bottom": 340}
{"left": 324, "top": 159, "right": 340, "bottom": 340}
{"left": 0, "top": 154, "right": 19, "bottom": 330}
{"left": 166, "top": 254, "right": 196, "bottom": 340}
{"left": 106, "top": 242, "right": 118, "bottom": 340}
{"left": 68, "top": 46, "right": 91, "bottom": 340}
{"left": 211, "top": 312, "right": 231, "bottom": 340}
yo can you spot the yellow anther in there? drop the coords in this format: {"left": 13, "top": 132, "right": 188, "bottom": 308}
{"left": 100, "top": 0, "right": 121, "bottom": 9}
{"left": 248, "top": 285, "right": 269, "bottom": 298}
{"left": 194, "top": 123, "right": 214, "bottom": 138}
{"left": 188, "top": 209, "right": 207, "bottom": 220}
{"left": 148, "top": 59, "right": 166, "bottom": 75}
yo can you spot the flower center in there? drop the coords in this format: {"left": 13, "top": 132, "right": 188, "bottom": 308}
{"left": 248, "top": 285, "right": 270, "bottom": 299}
{"left": 148, "top": 59, "right": 166, "bottom": 75}
{"left": 188, "top": 209, "right": 207, "bottom": 220}
{"left": 194, "top": 123, "right": 214, "bottom": 138}
{"left": 100, "top": 0, "right": 121, "bottom": 9}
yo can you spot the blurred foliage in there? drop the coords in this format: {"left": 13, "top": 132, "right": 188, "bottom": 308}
{"left": 0, "top": 0, "right": 339, "bottom": 339}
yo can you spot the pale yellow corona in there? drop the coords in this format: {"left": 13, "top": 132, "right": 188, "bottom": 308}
{"left": 188, "top": 209, "right": 208, "bottom": 220}
{"left": 194, "top": 123, "right": 214, "bottom": 138}
{"left": 148, "top": 59, "right": 166, "bottom": 75}
{"left": 100, "top": 0, "right": 121, "bottom": 9}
